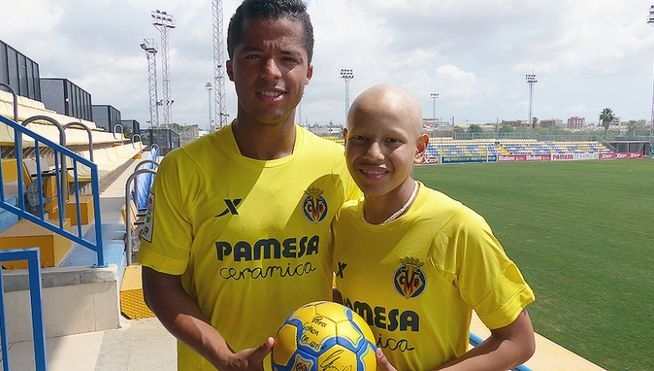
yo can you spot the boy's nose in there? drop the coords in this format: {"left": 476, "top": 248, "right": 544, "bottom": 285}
{"left": 365, "top": 142, "right": 384, "bottom": 160}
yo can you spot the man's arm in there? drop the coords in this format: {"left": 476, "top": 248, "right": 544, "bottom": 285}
{"left": 141, "top": 266, "right": 273, "bottom": 371}
{"left": 435, "top": 309, "right": 535, "bottom": 371}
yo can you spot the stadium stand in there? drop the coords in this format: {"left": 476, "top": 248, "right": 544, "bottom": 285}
{"left": 426, "top": 137, "right": 613, "bottom": 162}
{"left": 0, "top": 81, "right": 146, "bottom": 345}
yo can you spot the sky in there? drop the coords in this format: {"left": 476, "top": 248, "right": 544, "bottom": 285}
{"left": 4, "top": 0, "right": 654, "bottom": 129}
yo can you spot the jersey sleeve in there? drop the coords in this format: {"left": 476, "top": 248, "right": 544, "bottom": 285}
{"left": 452, "top": 207, "right": 535, "bottom": 329}
{"left": 138, "top": 151, "right": 197, "bottom": 275}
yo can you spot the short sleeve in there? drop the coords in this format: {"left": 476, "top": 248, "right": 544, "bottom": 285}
{"left": 138, "top": 151, "right": 197, "bottom": 275}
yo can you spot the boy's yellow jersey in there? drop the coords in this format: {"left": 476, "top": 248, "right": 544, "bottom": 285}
{"left": 333, "top": 183, "right": 535, "bottom": 370}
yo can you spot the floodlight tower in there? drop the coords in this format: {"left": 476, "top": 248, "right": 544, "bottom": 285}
{"left": 648, "top": 4, "right": 654, "bottom": 138}
{"left": 140, "top": 39, "right": 159, "bottom": 128}
{"left": 211, "top": 0, "right": 228, "bottom": 129}
{"left": 152, "top": 10, "right": 175, "bottom": 128}
{"left": 430, "top": 92, "right": 439, "bottom": 126}
{"left": 526, "top": 74, "right": 537, "bottom": 128}
{"left": 340, "top": 68, "right": 354, "bottom": 124}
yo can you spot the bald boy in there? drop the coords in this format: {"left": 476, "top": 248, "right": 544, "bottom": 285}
{"left": 333, "top": 84, "right": 536, "bottom": 370}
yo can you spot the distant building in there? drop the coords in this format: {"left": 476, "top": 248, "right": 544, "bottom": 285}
{"left": 92, "top": 105, "right": 121, "bottom": 132}
{"left": 0, "top": 39, "right": 41, "bottom": 101}
{"left": 120, "top": 119, "right": 141, "bottom": 135}
{"left": 40, "top": 78, "right": 93, "bottom": 121}
{"left": 567, "top": 116, "right": 585, "bottom": 129}
{"left": 539, "top": 119, "right": 562, "bottom": 128}
{"left": 176, "top": 124, "right": 199, "bottom": 145}
{"left": 306, "top": 122, "right": 343, "bottom": 136}
{"left": 501, "top": 120, "right": 529, "bottom": 128}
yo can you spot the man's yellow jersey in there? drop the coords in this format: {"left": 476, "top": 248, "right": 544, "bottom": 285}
{"left": 139, "top": 125, "right": 358, "bottom": 370}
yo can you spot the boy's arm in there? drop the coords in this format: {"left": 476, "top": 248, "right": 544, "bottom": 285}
{"left": 141, "top": 266, "right": 273, "bottom": 371}
{"left": 435, "top": 309, "right": 535, "bottom": 371}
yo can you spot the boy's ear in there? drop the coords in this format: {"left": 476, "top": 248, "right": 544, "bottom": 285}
{"left": 414, "top": 133, "right": 429, "bottom": 164}
{"left": 342, "top": 128, "right": 348, "bottom": 145}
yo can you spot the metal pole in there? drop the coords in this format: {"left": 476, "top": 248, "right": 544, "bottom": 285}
{"left": 526, "top": 74, "right": 537, "bottom": 128}
{"left": 648, "top": 5, "right": 654, "bottom": 138}
{"left": 430, "top": 92, "right": 439, "bottom": 127}
{"left": 211, "top": 0, "right": 228, "bottom": 128}
{"left": 651, "top": 65, "right": 654, "bottom": 155}
{"left": 205, "top": 82, "right": 212, "bottom": 130}
{"left": 152, "top": 10, "right": 175, "bottom": 128}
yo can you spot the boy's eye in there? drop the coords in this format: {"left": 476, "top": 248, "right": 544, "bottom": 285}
{"left": 387, "top": 137, "right": 401, "bottom": 144}
{"left": 350, "top": 135, "right": 367, "bottom": 142}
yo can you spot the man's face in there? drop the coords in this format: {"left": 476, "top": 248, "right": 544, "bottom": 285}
{"left": 226, "top": 17, "right": 313, "bottom": 126}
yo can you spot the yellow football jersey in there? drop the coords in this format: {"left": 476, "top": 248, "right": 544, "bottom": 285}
{"left": 139, "top": 124, "right": 358, "bottom": 370}
{"left": 333, "top": 183, "right": 535, "bottom": 370}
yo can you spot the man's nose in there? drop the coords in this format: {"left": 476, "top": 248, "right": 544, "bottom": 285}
{"left": 261, "top": 58, "right": 282, "bottom": 80}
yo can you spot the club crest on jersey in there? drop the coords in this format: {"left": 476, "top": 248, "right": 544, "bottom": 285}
{"left": 393, "top": 257, "right": 426, "bottom": 299}
{"left": 302, "top": 187, "right": 328, "bottom": 223}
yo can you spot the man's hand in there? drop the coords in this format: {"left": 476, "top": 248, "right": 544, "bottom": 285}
{"left": 220, "top": 337, "right": 274, "bottom": 371}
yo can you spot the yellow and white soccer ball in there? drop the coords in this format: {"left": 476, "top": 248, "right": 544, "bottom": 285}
{"left": 271, "top": 301, "right": 377, "bottom": 371}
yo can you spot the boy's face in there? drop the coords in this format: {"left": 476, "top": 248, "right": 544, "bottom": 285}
{"left": 226, "top": 17, "right": 313, "bottom": 126}
{"left": 344, "top": 90, "right": 427, "bottom": 200}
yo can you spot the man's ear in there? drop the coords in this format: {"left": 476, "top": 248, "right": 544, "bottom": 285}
{"left": 342, "top": 128, "right": 348, "bottom": 145}
{"left": 226, "top": 60, "right": 234, "bottom": 81}
{"left": 414, "top": 133, "right": 429, "bottom": 164}
{"left": 305, "top": 64, "right": 313, "bottom": 85}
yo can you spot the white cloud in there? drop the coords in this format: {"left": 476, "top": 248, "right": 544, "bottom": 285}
{"left": 3, "top": 0, "right": 654, "bottom": 127}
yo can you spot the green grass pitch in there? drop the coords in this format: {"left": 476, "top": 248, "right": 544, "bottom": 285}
{"left": 413, "top": 159, "right": 653, "bottom": 371}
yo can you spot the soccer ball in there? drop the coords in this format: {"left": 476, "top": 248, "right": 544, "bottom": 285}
{"left": 271, "top": 301, "right": 377, "bottom": 371}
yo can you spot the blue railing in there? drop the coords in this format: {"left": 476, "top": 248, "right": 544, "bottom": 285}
{"left": 469, "top": 333, "right": 532, "bottom": 371}
{"left": 0, "top": 248, "right": 47, "bottom": 371}
{"left": 0, "top": 114, "right": 105, "bottom": 267}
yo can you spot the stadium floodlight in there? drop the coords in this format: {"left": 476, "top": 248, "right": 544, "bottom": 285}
{"left": 152, "top": 9, "right": 176, "bottom": 128}
{"left": 340, "top": 68, "right": 354, "bottom": 124}
{"left": 140, "top": 39, "right": 159, "bottom": 128}
{"left": 526, "top": 74, "right": 538, "bottom": 128}
{"left": 648, "top": 5, "right": 654, "bottom": 138}
{"left": 430, "top": 92, "right": 439, "bottom": 126}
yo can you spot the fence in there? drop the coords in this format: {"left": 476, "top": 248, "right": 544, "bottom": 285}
{"left": 0, "top": 248, "right": 47, "bottom": 371}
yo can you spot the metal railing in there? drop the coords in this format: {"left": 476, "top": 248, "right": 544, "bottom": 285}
{"left": 124, "top": 167, "right": 157, "bottom": 265}
{"left": 0, "top": 114, "right": 105, "bottom": 267}
{"left": 0, "top": 248, "right": 47, "bottom": 371}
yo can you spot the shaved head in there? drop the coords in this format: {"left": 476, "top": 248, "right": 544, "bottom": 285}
{"left": 348, "top": 84, "right": 423, "bottom": 136}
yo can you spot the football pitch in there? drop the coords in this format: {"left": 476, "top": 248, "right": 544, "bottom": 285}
{"left": 413, "top": 159, "right": 653, "bottom": 371}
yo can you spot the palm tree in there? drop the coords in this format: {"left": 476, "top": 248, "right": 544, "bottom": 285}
{"left": 599, "top": 108, "right": 615, "bottom": 137}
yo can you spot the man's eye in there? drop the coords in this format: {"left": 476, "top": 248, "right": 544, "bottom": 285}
{"left": 281, "top": 56, "right": 299, "bottom": 64}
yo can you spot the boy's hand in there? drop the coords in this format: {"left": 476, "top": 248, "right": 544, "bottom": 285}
{"left": 375, "top": 347, "right": 398, "bottom": 371}
{"left": 221, "top": 337, "right": 274, "bottom": 371}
